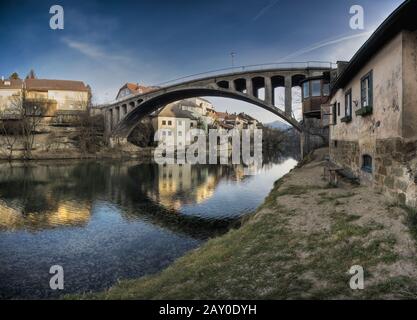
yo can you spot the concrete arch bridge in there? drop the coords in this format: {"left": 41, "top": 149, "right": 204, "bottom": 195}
{"left": 103, "top": 62, "right": 333, "bottom": 142}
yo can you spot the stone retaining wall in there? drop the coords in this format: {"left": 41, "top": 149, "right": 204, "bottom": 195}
{"left": 330, "top": 137, "right": 417, "bottom": 206}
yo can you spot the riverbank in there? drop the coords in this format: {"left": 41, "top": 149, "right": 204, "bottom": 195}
{"left": 75, "top": 148, "right": 417, "bottom": 299}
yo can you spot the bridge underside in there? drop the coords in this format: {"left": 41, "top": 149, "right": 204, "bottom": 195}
{"left": 104, "top": 67, "right": 331, "bottom": 140}
{"left": 110, "top": 87, "right": 301, "bottom": 139}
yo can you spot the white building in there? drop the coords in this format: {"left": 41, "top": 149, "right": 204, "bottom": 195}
{"left": 152, "top": 103, "right": 199, "bottom": 147}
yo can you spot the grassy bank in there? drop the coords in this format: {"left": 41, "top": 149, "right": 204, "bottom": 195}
{"left": 74, "top": 149, "right": 417, "bottom": 299}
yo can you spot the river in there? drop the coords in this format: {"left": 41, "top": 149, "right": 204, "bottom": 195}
{"left": 0, "top": 155, "right": 297, "bottom": 299}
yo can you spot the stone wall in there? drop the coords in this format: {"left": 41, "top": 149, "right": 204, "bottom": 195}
{"left": 331, "top": 137, "right": 417, "bottom": 206}
{"left": 329, "top": 140, "right": 360, "bottom": 173}
{"left": 374, "top": 138, "right": 417, "bottom": 205}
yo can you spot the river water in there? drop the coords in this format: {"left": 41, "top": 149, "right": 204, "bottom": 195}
{"left": 0, "top": 156, "right": 297, "bottom": 299}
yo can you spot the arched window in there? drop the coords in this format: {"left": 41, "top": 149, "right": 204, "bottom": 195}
{"left": 362, "top": 154, "right": 373, "bottom": 173}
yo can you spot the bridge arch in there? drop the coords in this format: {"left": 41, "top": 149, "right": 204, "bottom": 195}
{"left": 110, "top": 86, "right": 302, "bottom": 139}
{"left": 104, "top": 64, "right": 334, "bottom": 140}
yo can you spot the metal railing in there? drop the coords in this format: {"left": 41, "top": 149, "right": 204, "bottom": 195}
{"left": 153, "top": 61, "right": 336, "bottom": 88}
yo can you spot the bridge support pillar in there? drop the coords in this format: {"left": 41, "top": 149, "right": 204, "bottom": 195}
{"left": 104, "top": 109, "right": 112, "bottom": 137}
{"left": 114, "top": 106, "right": 120, "bottom": 127}
{"left": 300, "top": 117, "right": 329, "bottom": 158}
{"left": 246, "top": 78, "right": 253, "bottom": 96}
{"left": 264, "top": 77, "right": 272, "bottom": 105}
{"left": 285, "top": 76, "right": 292, "bottom": 116}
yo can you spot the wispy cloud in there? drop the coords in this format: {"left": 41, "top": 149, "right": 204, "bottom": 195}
{"left": 62, "top": 38, "right": 131, "bottom": 64}
{"left": 278, "top": 31, "right": 373, "bottom": 61}
{"left": 253, "top": 0, "right": 280, "bottom": 21}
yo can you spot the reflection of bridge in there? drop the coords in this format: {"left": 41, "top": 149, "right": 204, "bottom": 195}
{"left": 103, "top": 62, "right": 333, "bottom": 141}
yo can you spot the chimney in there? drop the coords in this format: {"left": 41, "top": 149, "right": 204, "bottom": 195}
{"left": 336, "top": 61, "right": 349, "bottom": 76}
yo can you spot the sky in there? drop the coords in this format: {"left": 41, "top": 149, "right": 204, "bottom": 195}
{"left": 0, "top": 0, "right": 405, "bottom": 123}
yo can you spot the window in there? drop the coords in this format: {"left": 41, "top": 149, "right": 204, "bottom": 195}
{"left": 162, "top": 120, "right": 166, "bottom": 125}
{"left": 332, "top": 103, "right": 337, "bottom": 125}
{"left": 168, "top": 120, "right": 172, "bottom": 126}
{"left": 303, "top": 82, "right": 310, "bottom": 99}
{"left": 162, "top": 131, "right": 166, "bottom": 136}
{"left": 361, "top": 71, "right": 373, "bottom": 108}
{"left": 178, "top": 131, "right": 182, "bottom": 136}
{"left": 178, "top": 120, "right": 182, "bottom": 125}
{"left": 311, "top": 80, "right": 321, "bottom": 97}
{"left": 323, "top": 82, "right": 330, "bottom": 96}
{"left": 362, "top": 155, "right": 373, "bottom": 173}
{"left": 345, "top": 89, "right": 352, "bottom": 117}
{"left": 190, "top": 123, "right": 194, "bottom": 128}
{"left": 168, "top": 131, "right": 172, "bottom": 136}
{"left": 337, "top": 102, "right": 340, "bottom": 116}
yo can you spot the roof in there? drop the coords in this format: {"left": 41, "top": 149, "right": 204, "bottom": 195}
{"left": 238, "top": 112, "right": 257, "bottom": 121}
{"left": 225, "top": 113, "right": 240, "bottom": 120}
{"left": 117, "top": 83, "right": 159, "bottom": 97}
{"left": 219, "top": 122, "right": 234, "bottom": 129}
{"left": 0, "top": 78, "right": 89, "bottom": 92}
{"left": 0, "top": 79, "right": 23, "bottom": 89}
{"left": 332, "top": 0, "right": 417, "bottom": 92}
{"left": 25, "top": 79, "right": 89, "bottom": 91}
{"left": 215, "top": 112, "right": 228, "bottom": 118}
{"left": 156, "top": 104, "right": 198, "bottom": 119}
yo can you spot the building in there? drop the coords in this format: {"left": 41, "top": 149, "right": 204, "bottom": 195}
{"left": 116, "top": 83, "right": 159, "bottom": 101}
{"left": 326, "top": 0, "right": 417, "bottom": 205}
{"left": 152, "top": 102, "right": 199, "bottom": 147}
{"left": 215, "top": 111, "right": 228, "bottom": 123}
{"left": 0, "top": 79, "right": 22, "bottom": 112}
{"left": 0, "top": 78, "right": 90, "bottom": 117}
{"left": 237, "top": 112, "right": 260, "bottom": 130}
{"left": 213, "top": 111, "right": 260, "bottom": 132}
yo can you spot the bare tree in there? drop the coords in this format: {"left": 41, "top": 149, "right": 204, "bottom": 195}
{"left": 72, "top": 92, "right": 104, "bottom": 155}
{"left": 20, "top": 98, "right": 43, "bottom": 159}
{"left": 0, "top": 112, "right": 20, "bottom": 161}
{"left": 1, "top": 91, "right": 44, "bottom": 159}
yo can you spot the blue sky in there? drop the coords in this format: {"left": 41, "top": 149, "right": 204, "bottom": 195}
{"left": 0, "top": 0, "right": 404, "bottom": 123}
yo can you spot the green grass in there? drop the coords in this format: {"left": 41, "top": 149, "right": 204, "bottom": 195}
{"left": 316, "top": 192, "right": 356, "bottom": 205}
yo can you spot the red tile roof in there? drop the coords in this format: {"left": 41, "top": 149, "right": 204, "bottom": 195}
{"left": 0, "top": 79, "right": 23, "bottom": 89}
{"left": 25, "top": 79, "right": 89, "bottom": 92}
{"left": 0, "top": 79, "right": 89, "bottom": 92}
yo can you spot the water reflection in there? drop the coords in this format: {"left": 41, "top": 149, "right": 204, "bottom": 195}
{"left": 0, "top": 155, "right": 297, "bottom": 299}
{"left": 0, "top": 158, "right": 292, "bottom": 234}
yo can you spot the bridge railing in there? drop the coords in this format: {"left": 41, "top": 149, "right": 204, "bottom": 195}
{"left": 153, "top": 61, "right": 336, "bottom": 88}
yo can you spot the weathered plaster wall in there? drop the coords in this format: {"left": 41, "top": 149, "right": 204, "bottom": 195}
{"left": 330, "top": 31, "right": 403, "bottom": 143}
{"left": 402, "top": 30, "right": 417, "bottom": 139}
{"left": 0, "top": 88, "right": 21, "bottom": 110}
{"left": 329, "top": 31, "right": 417, "bottom": 205}
{"left": 48, "top": 90, "right": 89, "bottom": 110}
